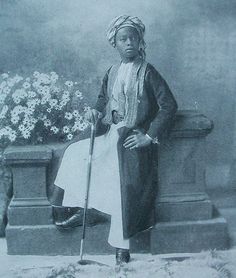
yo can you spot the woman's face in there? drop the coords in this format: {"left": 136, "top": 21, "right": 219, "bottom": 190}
{"left": 115, "top": 26, "right": 140, "bottom": 62}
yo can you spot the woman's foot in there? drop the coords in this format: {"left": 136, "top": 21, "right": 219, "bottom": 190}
{"left": 115, "top": 248, "right": 130, "bottom": 265}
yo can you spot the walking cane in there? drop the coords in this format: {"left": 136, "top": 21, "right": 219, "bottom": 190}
{"left": 78, "top": 120, "right": 109, "bottom": 267}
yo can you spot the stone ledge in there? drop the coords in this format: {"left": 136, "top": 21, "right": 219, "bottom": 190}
{"left": 6, "top": 224, "right": 113, "bottom": 255}
{"left": 3, "top": 145, "right": 52, "bottom": 165}
{"left": 171, "top": 110, "right": 214, "bottom": 138}
{"left": 5, "top": 222, "right": 151, "bottom": 255}
{"left": 150, "top": 216, "right": 229, "bottom": 254}
{"left": 156, "top": 199, "right": 213, "bottom": 222}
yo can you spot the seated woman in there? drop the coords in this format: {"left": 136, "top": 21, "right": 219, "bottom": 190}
{"left": 54, "top": 15, "right": 178, "bottom": 265}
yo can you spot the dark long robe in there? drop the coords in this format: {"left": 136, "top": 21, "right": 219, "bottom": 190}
{"left": 95, "top": 63, "right": 178, "bottom": 238}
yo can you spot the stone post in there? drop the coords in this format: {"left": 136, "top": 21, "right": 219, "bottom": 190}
{"left": 156, "top": 110, "right": 213, "bottom": 221}
{"left": 150, "top": 110, "right": 229, "bottom": 254}
{"left": 4, "top": 146, "right": 52, "bottom": 226}
{"left": 4, "top": 145, "right": 113, "bottom": 255}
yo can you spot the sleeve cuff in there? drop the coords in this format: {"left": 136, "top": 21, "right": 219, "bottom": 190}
{"left": 145, "top": 134, "right": 160, "bottom": 144}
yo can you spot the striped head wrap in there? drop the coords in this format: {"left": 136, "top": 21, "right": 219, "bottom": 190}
{"left": 106, "top": 15, "right": 146, "bottom": 59}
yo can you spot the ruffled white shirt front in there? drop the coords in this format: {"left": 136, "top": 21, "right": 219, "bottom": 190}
{"left": 110, "top": 62, "right": 134, "bottom": 116}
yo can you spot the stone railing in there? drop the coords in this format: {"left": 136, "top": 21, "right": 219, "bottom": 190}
{"left": 3, "top": 110, "right": 229, "bottom": 255}
{"left": 0, "top": 151, "right": 12, "bottom": 237}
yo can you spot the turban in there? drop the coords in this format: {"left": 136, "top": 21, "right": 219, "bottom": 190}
{"left": 106, "top": 15, "right": 146, "bottom": 58}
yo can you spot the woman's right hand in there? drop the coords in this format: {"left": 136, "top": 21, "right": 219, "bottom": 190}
{"left": 84, "top": 109, "right": 102, "bottom": 124}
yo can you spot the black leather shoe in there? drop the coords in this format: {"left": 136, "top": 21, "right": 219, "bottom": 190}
{"left": 55, "top": 210, "right": 84, "bottom": 229}
{"left": 116, "top": 248, "right": 130, "bottom": 265}
{"left": 55, "top": 208, "right": 109, "bottom": 229}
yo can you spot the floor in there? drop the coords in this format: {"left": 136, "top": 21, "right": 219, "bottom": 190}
{"left": 0, "top": 188, "right": 235, "bottom": 277}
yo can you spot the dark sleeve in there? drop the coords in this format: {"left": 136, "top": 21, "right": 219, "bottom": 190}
{"left": 145, "top": 65, "right": 178, "bottom": 140}
{"left": 94, "top": 67, "right": 111, "bottom": 114}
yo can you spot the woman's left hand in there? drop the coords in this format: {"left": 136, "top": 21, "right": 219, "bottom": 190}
{"left": 123, "top": 130, "right": 152, "bottom": 150}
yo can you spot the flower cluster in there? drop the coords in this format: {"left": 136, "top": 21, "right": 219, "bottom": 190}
{"left": 0, "top": 72, "right": 90, "bottom": 146}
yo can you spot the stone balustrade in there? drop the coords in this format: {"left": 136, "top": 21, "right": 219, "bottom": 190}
{"left": 3, "top": 110, "right": 229, "bottom": 255}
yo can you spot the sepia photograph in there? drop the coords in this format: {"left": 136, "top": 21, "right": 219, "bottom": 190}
{"left": 0, "top": 0, "right": 236, "bottom": 277}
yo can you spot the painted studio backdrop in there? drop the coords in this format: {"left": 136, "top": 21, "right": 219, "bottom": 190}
{"left": 0, "top": 0, "right": 236, "bottom": 191}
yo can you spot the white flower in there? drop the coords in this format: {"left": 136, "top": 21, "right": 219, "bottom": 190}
{"left": 6, "top": 126, "right": 13, "bottom": 133}
{"left": 50, "top": 126, "right": 59, "bottom": 134}
{"left": 0, "top": 93, "right": 7, "bottom": 104}
{"left": 28, "top": 91, "right": 37, "bottom": 98}
{"left": 23, "top": 117, "right": 30, "bottom": 125}
{"left": 11, "top": 115, "right": 20, "bottom": 124}
{"left": 33, "top": 71, "right": 40, "bottom": 78}
{"left": 54, "top": 104, "right": 61, "bottom": 110}
{"left": 19, "top": 124, "right": 25, "bottom": 132}
{"left": 7, "top": 78, "right": 16, "bottom": 87}
{"left": 60, "top": 99, "right": 69, "bottom": 107}
{"left": 0, "top": 105, "right": 8, "bottom": 118}
{"left": 75, "top": 90, "right": 83, "bottom": 98}
{"left": 50, "top": 72, "right": 58, "bottom": 83}
{"left": 65, "top": 112, "right": 73, "bottom": 120}
{"left": 44, "top": 119, "right": 51, "bottom": 127}
{"left": 65, "top": 81, "right": 73, "bottom": 87}
{"left": 32, "top": 81, "right": 41, "bottom": 89}
{"left": 3, "top": 86, "right": 10, "bottom": 94}
{"left": 13, "top": 97, "right": 21, "bottom": 104}
{"left": 62, "top": 91, "right": 70, "bottom": 99}
{"left": 67, "top": 133, "right": 73, "bottom": 140}
{"left": 12, "top": 88, "right": 27, "bottom": 100}
{"left": 0, "top": 128, "right": 6, "bottom": 136}
{"left": 49, "top": 99, "right": 58, "bottom": 107}
{"left": 72, "top": 122, "right": 80, "bottom": 132}
{"left": 63, "top": 126, "right": 70, "bottom": 134}
{"left": 1, "top": 73, "right": 9, "bottom": 79}
{"left": 84, "top": 106, "right": 90, "bottom": 112}
{"left": 23, "top": 82, "right": 31, "bottom": 89}
{"left": 79, "top": 122, "right": 88, "bottom": 131}
{"left": 38, "top": 86, "right": 50, "bottom": 96}
{"left": 25, "top": 107, "right": 34, "bottom": 115}
{"left": 9, "top": 131, "right": 17, "bottom": 142}
{"left": 47, "top": 108, "right": 52, "bottom": 113}
{"left": 39, "top": 114, "right": 47, "bottom": 121}
{"left": 13, "top": 74, "right": 23, "bottom": 83}
{"left": 23, "top": 117, "right": 37, "bottom": 126}
{"left": 22, "top": 129, "right": 31, "bottom": 139}
{"left": 72, "top": 110, "right": 79, "bottom": 117}
{"left": 12, "top": 105, "right": 25, "bottom": 114}
{"left": 0, "top": 80, "right": 7, "bottom": 89}
{"left": 52, "top": 86, "right": 60, "bottom": 93}
{"left": 38, "top": 74, "right": 51, "bottom": 85}
{"left": 26, "top": 123, "right": 35, "bottom": 131}
{"left": 35, "top": 99, "right": 40, "bottom": 105}
{"left": 73, "top": 120, "right": 88, "bottom": 131}
{"left": 27, "top": 99, "right": 37, "bottom": 109}
{"left": 41, "top": 98, "right": 47, "bottom": 105}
